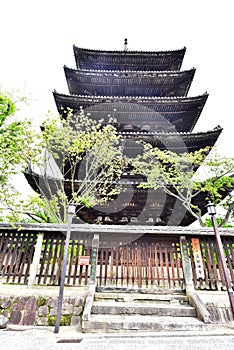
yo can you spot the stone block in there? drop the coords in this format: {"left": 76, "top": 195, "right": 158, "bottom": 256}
{"left": 25, "top": 297, "right": 37, "bottom": 312}
{"left": 22, "top": 311, "right": 36, "bottom": 325}
{"left": 38, "top": 305, "right": 49, "bottom": 317}
{"left": 47, "top": 298, "right": 57, "bottom": 308}
{"left": 0, "top": 299, "right": 13, "bottom": 309}
{"left": 9, "top": 311, "right": 22, "bottom": 324}
{"left": 62, "top": 303, "right": 73, "bottom": 315}
{"left": 74, "top": 297, "right": 84, "bottom": 307}
{"left": 71, "top": 315, "right": 81, "bottom": 326}
{"left": 0, "top": 315, "right": 8, "bottom": 329}
{"left": 14, "top": 297, "right": 27, "bottom": 310}
{"left": 68, "top": 297, "right": 76, "bottom": 304}
{"left": 73, "top": 306, "right": 83, "bottom": 316}
{"left": 48, "top": 307, "right": 58, "bottom": 316}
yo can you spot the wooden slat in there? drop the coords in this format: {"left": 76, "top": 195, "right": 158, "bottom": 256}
{"left": 165, "top": 245, "right": 170, "bottom": 288}
{"left": 170, "top": 244, "right": 176, "bottom": 287}
{"left": 223, "top": 238, "right": 234, "bottom": 284}
{"left": 55, "top": 238, "right": 64, "bottom": 285}
{"left": 17, "top": 233, "right": 35, "bottom": 284}
{"left": 49, "top": 235, "right": 61, "bottom": 284}
{"left": 72, "top": 241, "right": 80, "bottom": 286}
{"left": 109, "top": 247, "right": 114, "bottom": 285}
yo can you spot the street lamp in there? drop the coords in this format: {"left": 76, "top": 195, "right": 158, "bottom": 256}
{"left": 54, "top": 202, "right": 76, "bottom": 333}
{"left": 207, "top": 201, "right": 234, "bottom": 317}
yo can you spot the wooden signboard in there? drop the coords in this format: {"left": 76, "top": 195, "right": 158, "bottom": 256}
{"left": 79, "top": 256, "right": 90, "bottom": 266}
{"left": 191, "top": 238, "right": 205, "bottom": 280}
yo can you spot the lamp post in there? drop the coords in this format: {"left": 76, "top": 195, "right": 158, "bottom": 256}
{"left": 54, "top": 202, "right": 76, "bottom": 333}
{"left": 207, "top": 201, "right": 234, "bottom": 317}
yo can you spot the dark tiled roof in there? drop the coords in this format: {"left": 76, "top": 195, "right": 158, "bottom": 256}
{"left": 64, "top": 67, "right": 195, "bottom": 97}
{"left": 119, "top": 127, "right": 222, "bottom": 156}
{"left": 24, "top": 169, "right": 229, "bottom": 227}
{"left": 73, "top": 46, "right": 186, "bottom": 72}
{"left": 53, "top": 92, "right": 208, "bottom": 132}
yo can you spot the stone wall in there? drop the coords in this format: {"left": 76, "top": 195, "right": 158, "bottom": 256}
{"left": 196, "top": 291, "right": 234, "bottom": 324}
{"left": 0, "top": 295, "right": 85, "bottom": 328}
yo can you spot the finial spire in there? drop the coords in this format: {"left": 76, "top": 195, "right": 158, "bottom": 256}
{"left": 124, "top": 38, "right": 128, "bottom": 51}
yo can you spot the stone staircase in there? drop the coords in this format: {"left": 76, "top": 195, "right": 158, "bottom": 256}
{"left": 82, "top": 288, "right": 212, "bottom": 333}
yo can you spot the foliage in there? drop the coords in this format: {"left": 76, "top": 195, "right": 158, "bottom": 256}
{"left": 132, "top": 143, "right": 234, "bottom": 226}
{"left": 0, "top": 90, "right": 41, "bottom": 179}
{"left": 0, "top": 90, "right": 126, "bottom": 224}
{"left": 204, "top": 217, "right": 233, "bottom": 228}
{"left": 3, "top": 193, "right": 59, "bottom": 224}
{"left": 0, "top": 90, "right": 42, "bottom": 222}
{"left": 27, "top": 108, "right": 127, "bottom": 223}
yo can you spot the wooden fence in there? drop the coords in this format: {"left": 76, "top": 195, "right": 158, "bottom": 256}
{"left": 0, "top": 231, "right": 37, "bottom": 284}
{"left": 0, "top": 228, "right": 233, "bottom": 291}
{"left": 96, "top": 238, "right": 183, "bottom": 288}
{"left": 188, "top": 236, "right": 234, "bottom": 290}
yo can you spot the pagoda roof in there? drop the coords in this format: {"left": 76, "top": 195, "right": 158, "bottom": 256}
{"left": 120, "top": 127, "right": 222, "bottom": 156}
{"left": 73, "top": 45, "right": 186, "bottom": 72}
{"left": 48, "top": 128, "right": 222, "bottom": 175}
{"left": 53, "top": 91, "right": 208, "bottom": 132}
{"left": 24, "top": 169, "right": 229, "bottom": 227}
{"left": 64, "top": 67, "right": 195, "bottom": 97}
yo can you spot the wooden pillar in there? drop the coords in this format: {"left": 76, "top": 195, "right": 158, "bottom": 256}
{"left": 28, "top": 232, "right": 44, "bottom": 288}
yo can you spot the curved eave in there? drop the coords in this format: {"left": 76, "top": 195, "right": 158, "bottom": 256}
{"left": 53, "top": 91, "right": 208, "bottom": 132}
{"left": 24, "top": 170, "right": 81, "bottom": 200}
{"left": 24, "top": 170, "right": 231, "bottom": 227}
{"left": 64, "top": 67, "right": 195, "bottom": 98}
{"left": 73, "top": 45, "right": 186, "bottom": 71}
{"left": 120, "top": 128, "right": 222, "bottom": 155}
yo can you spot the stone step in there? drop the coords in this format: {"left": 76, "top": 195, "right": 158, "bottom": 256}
{"left": 92, "top": 301, "right": 196, "bottom": 317}
{"left": 82, "top": 314, "right": 211, "bottom": 333}
{"left": 96, "top": 287, "right": 186, "bottom": 295}
{"left": 94, "top": 292, "right": 188, "bottom": 304}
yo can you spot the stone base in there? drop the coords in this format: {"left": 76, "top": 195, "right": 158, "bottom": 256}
{"left": 0, "top": 287, "right": 86, "bottom": 327}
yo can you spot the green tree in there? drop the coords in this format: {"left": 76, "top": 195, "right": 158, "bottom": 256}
{"left": 203, "top": 153, "right": 234, "bottom": 226}
{"left": 132, "top": 143, "right": 234, "bottom": 226}
{"left": 0, "top": 90, "right": 42, "bottom": 222}
{"left": 26, "top": 108, "right": 126, "bottom": 223}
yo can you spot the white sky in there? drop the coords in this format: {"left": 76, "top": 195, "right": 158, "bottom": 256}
{"left": 1, "top": 0, "right": 234, "bottom": 156}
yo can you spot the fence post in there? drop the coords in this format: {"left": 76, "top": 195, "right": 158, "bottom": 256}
{"left": 180, "top": 236, "right": 210, "bottom": 323}
{"left": 82, "top": 234, "right": 99, "bottom": 322}
{"left": 89, "top": 234, "right": 99, "bottom": 285}
{"left": 28, "top": 232, "right": 44, "bottom": 288}
{"left": 180, "top": 236, "right": 193, "bottom": 286}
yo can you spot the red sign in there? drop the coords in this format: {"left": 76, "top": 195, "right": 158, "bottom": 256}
{"left": 191, "top": 238, "right": 204, "bottom": 279}
{"left": 79, "top": 256, "right": 90, "bottom": 266}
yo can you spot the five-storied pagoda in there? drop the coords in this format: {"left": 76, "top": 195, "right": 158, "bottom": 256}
{"left": 27, "top": 40, "right": 222, "bottom": 226}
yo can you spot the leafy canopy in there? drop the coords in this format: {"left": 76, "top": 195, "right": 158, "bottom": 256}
{"left": 27, "top": 108, "right": 127, "bottom": 223}
{"left": 132, "top": 143, "right": 234, "bottom": 226}
{"left": 0, "top": 90, "right": 42, "bottom": 222}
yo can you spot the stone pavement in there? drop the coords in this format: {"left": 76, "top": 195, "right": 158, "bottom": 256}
{"left": 1, "top": 325, "right": 234, "bottom": 350}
